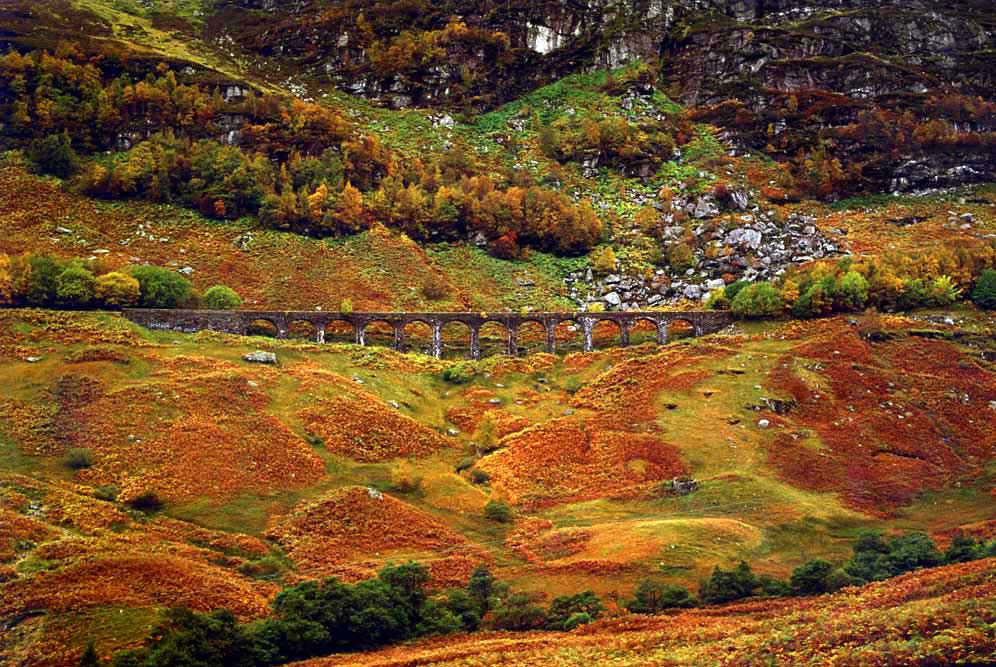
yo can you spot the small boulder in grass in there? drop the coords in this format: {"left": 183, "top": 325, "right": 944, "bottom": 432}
{"left": 243, "top": 351, "right": 277, "bottom": 365}
{"left": 757, "top": 418, "right": 770, "bottom": 429}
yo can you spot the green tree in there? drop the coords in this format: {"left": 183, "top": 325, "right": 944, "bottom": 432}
{"left": 490, "top": 593, "right": 548, "bottom": 631}
{"left": 944, "top": 533, "right": 982, "bottom": 564}
{"left": 971, "top": 269, "right": 996, "bottom": 309}
{"left": 700, "top": 561, "right": 757, "bottom": 605}
{"left": 731, "top": 282, "right": 784, "bottom": 319}
{"left": 56, "top": 263, "right": 96, "bottom": 307}
{"left": 79, "top": 640, "right": 100, "bottom": 667}
{"left": 442, "top": 589, "right": 482, "bottom": 631}
{"left": 546, "top": 591, "right": 604, "bottom": 630}
{"left": 836, "top": 271, "right": 869, "bottom": 311}
{"left": 202, "top": 285, "right": 243, "bottom": 310}
{"left": 467, "top": 565, "right": 500, "bottom": 613}
{"left": 19, "top": 254, "right": 62, "bottom": 306}
{"left": 789, "top": 560, "right": 836, "bottom": 596}
{"left": 626, "top": 580, "right": 695, "bottom": 614}
{"left": 129, "top": 265, "right": 193, "bottom": 308}
{"left": 29, "top": 132, "right": 80, "bottom": 178}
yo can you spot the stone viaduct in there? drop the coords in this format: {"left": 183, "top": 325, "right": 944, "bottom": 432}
{"left": 122, "top": 309, "right": 734, "bottom": 359}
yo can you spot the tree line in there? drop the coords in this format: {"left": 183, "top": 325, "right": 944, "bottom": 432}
{"left": 0, "top": 252, "right": 241, "bottom": 310}
{"left": 707, "top": 246, "right": 996, "bottom": 319}
{"left": 1, "top": 46, "right": 603, "bottom": 259}
{"left": 85, "top": 530, "right": 996, "bottom": 666}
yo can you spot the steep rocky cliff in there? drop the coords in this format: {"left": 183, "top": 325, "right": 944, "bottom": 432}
{"left": 205, "top": 0, "right": 995, "bottom": 191}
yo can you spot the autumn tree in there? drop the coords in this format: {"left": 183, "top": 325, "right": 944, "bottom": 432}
{"left": 95, "top": 271, "right": 140, "bottom": 308}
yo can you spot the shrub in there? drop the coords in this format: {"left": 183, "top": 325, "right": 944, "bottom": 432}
{"left": 95, "top": 272, "right": 141, "bottom": 308}
{"left": 564, "top": 377, "right": 583, "bottom": 394}
{"left": 470, "top": 469, "right": 490, "bottom": 485}
{"left": 757, "top": 574, "right": 792, "bottom": 597}
{"left": 79, "top": 640, "right": 99, "bottom": 667}
{"left": 421, "top": 275, "right": 450, "bottom": 301}
{"left": 484, "top": 500, "right": 514, "bottom": 523}
{"left": 127, "top": 490, "right": 164, "bottom": 512}
{"left": 0, "top": 254, "right": 12, "bottom": 305}
{"left": 666, "top": 242, "right": 696, "bottom": 273}
{"left": 562, "top": 612, "right": 592, "bottom": 631}
{"left": 340, "top": 298, "right": 353, "bottom": 314}
{"left": 472, "top": 413, "right": 500, "bottom": 453}
{"left": 591, "top": 246, "right": 617, "bottom": 275}
{"left": 62, "top": 447, "right": 94, "bottom": 470}
{"left": 94, "top": 485, "right": 118, "bottom": 502}
{"left": 442, "top": 362, "right": 475, "bottom": 384}
{"left": 29, "top": 132, "right": 80, "bottom": 178}
{"left": 56, "top": 264, "right": 96, "bottom": 307}
{"left": 705, "top": 287, "right": 731, "bottom": 311}
{"left": 129, "top": 265, "right": 193, "bottom": 308}
{"left": 202, "top": 285, "right": 243, "bottom": 310}
{"left": 971, "top": 269, "right": 996, "bottom": 309}
{"left": 626, "top": 580, "right": 695, "bottom": 614}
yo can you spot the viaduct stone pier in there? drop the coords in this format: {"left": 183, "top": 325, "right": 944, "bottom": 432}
{"left": 122, "top": 309, "right": 734, "bottom": 359}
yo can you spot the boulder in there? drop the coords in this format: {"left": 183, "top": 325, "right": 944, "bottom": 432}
{"left": 243, "top": 351, "right": 277, "bottom": 364}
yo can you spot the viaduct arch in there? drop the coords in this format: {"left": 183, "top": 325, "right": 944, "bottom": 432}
{"left": 122, "top": 309, "right": 734, "bottom": 359}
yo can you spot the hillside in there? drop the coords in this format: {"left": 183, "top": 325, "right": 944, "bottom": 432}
{"left": 2, "top": 0, "right": 996, "bottom": 665}
{"left": 2, "top": 308, "right": 996, "bottom": 665}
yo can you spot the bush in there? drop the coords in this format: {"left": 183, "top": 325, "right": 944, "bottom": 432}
{"left": 129, "top": 265, "right": 193, "bottom": 308}
{"left": 484, "top": 500, "right": 514, "bottom": 523}
{"left": 94, "top": 485, "right": 118, "bottom": 502}
{"left": 442, "top": 362, "right": 475, "bottom": 384}
{"left": 626, "top": 580, "right": 695, "bottom": 614}
{"left": 56, "top": 264, "right": 96, "bottom": 307}
{"left": 591, "top": 246, "right": 617, "bottom": 275}
{"left": 971, "top": 269, "right": 996, "bottom": 309}
{"left": 470, "top": 469, "right": 490, "bottom": 485}
{"left": 666, "top": 242, "right": 696, "bottom": 273}
{"left": 127, "top": 490, "right": 164, "bottom": 512}
{"left": 202, "top": 285, "right": 243, "bottom": 310}
{"left": 62, "top": 447, "right": 94, "bottom": 470}
{"left": 562, "top": 612, "right": 592, "bottom": 631}
{"left": 95, "top": 272, "right": 141, "bottom": 308}
{"left": 421, "top": 275, "right": 450, "bottom": 301}
{"left": 472, "top": 413, "right": 500, "bottom": 453}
